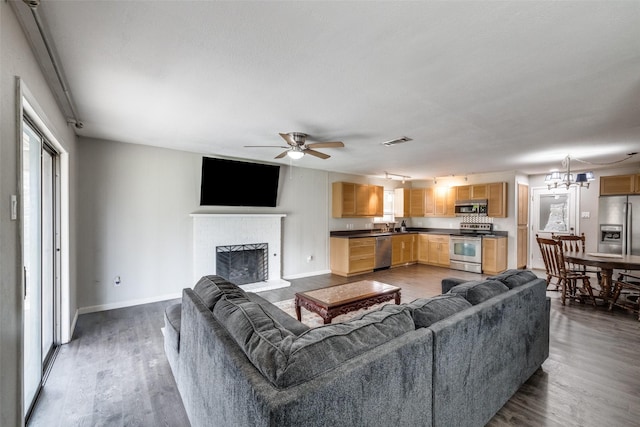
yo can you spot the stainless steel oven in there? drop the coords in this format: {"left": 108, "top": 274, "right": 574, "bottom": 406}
{"left": 450, "top": 235, "right": 483, "bottom": 273}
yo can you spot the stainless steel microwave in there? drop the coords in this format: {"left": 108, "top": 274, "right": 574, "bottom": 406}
{"left": 454, "top": 199, "right": 488, "bottom": 216}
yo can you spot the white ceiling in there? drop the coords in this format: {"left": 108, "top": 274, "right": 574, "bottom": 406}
{"left": 23, "top": 1, "right": 640, "bottom": 180}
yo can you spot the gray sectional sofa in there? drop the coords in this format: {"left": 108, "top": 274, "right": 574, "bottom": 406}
{"left": 164, "top": 270, "right": 550, "bottom": 427}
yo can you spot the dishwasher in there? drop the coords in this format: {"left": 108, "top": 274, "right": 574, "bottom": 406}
{"left": 375, "top": 235, "right": 392, "bottom": 270}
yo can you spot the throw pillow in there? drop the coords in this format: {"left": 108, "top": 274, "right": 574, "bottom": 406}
{"left": 448, "top": 280, "right": 509, "bottom": 305}
{"left": 407, "top": 295, "right": 472, "bottom": 328}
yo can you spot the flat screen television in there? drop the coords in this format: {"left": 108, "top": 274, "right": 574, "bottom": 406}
{"left": 200, "top": 157, "right": 280, "bottom": 207}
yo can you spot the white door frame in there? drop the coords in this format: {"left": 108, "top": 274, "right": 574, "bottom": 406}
{"left": 530, "top": 186, "right": 580, "bottom": 269}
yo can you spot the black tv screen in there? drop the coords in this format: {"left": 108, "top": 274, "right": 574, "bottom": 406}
{"left": 200, "top": 157, "right": 280, "bottom": 207}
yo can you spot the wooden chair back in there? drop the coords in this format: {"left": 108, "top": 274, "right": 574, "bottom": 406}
{"left": 536, "top": 235, "right": 567, "bottom": 288}
{"left": 552, "top": 233, "right": 586, "bottom": 272}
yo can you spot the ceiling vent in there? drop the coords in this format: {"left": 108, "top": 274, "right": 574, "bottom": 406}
{"left": 381, "top": 136, "right": 412, "bottom": 146}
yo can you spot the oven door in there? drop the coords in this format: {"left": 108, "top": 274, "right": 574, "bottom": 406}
{"left": 450, "top": 236, "right": 482, "bottom": 264}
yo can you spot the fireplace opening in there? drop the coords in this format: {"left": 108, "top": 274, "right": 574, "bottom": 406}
{"left": 216, "top": 243, "right": 268, "bottom": 285}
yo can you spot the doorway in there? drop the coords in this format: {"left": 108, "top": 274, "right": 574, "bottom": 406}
{"left": 529, "top": 186, "right": 579, "bottom": 269}
{"left": 22, "top": 116, "right": 60, "bottom": 420}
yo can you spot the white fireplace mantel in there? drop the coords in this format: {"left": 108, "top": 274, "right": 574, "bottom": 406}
{"left": 191, "top": 213, "right": 290, "bottom": 292}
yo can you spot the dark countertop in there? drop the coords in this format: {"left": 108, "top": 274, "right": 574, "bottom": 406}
{"left": 329, "top": 227, "right": 508, "bottom": 238}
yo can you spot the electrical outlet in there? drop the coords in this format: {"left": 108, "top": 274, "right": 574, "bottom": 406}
{"left": 307, "top": 255, "right": 313, "bottom": 262}
{"left": 114, "top": 276, "right": 121, "bottom": 287}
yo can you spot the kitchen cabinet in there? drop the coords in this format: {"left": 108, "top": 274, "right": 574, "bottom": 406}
{"left": 409, "top": 188, "right": 425, "bottom": 217}
{"left": 332, "top": 182, "right": 383, "bottom": 217}
{"left": 423, "top": 187, "right": 456, "bottom": 217}
{"left": 487, "top": 182, "right": 507, "bottom": 218}
{"left": 391, "top": 234, "right": 416, "bottom": 266}
{"left": 418, "top": 234, "right": 449, "bottom": 267}
{"left": 330, "top": 237, "right": 375, "bottom": 276}
{"left": 456, "top": 184, "right": 488, "bottom": 201}
{"left": 517, "top": 183, "right": 529, "bottom": 269}
{"left": 369, "top": 185, "right": 384, "bottom": 217}
{"left": 599, "top": 174, "right": 638, "bottom": 195}
{"left": 394, "top": 188, "right": 411, "bottom": 217}
{"left": 482, "top": 236, "right": 508, "bottom": 275}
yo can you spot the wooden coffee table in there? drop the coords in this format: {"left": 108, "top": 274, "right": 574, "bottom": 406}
{"left": 295, "top": 280, "right": 401, "bottom": 324}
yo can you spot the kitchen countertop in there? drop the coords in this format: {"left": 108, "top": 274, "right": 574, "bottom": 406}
{"left": 329, "top": 228, "right": 508, "bottom": 238}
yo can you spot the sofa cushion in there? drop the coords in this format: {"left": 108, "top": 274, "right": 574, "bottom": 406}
{"left": 441, "top": 277, "right": 468, "bottom": 294}
{"left": 164, "top": 302, "right": 182, "bottom": 352}
{"left": 215, "top": 296, "right": 415, "bottom": 388}
{"left": 213, "top": 295, "right": 294, "bottom": 383}
{"left": 193, "top": 275, "right": 245, "bottom": 310}
{"left": 407, "top": 295, "right": 472, "bottom": 328}
{"left": 489, "top": 269, "right": 539, "bottom": 289}
{"left": 448, "top": 280, "right": 509, "bottom": 305}
{"left": 246, "top": 292, "right": 310, "bottom": 336}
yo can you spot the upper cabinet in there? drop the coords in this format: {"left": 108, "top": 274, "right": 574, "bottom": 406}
{"left": 487, "top": 182, "right": 507, "bottom": 218}
{"left": 425, "top": 187, "right": 456, "bottom": 217}
{"left": 600, "top": 174, "right": 640, "bottom": 195}
{"left": 332, "top": 182, "right": 384, "bottom": 218}
{"left": 456, "top": 184, "right": 488, "bottom": 201}
{"left": 409, "top": 188, "right": 425, "bottom": 217}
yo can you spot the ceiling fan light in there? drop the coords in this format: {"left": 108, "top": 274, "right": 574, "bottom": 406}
{"left": 287, "top": 150, "right": 304, "bottom": 160}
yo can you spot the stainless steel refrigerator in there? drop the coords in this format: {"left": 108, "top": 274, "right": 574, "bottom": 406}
{"left": 598, "top": 195, "right": 640, "bottom": 255}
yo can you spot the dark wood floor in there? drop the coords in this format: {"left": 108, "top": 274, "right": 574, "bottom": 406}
{"left": 28, "top": 265, "right": 640, "bottom": 426}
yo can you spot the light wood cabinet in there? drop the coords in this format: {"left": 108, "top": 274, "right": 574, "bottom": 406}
{"left": 330, "top": 237, "right": 375, "bottom": 276}
{"left": 409, "top": 188, "right": 425, "bottom": 217}
{"left": 421, "top": 234, "right": 450, "bottom": 267}
{"left": 517, "top": 183, "right": 529, "bottom": 269}
{"left": 487, "top": 182, "right": 507, "bottom": 218}
{"left": 332, "top": 182, "right": 383, "bottom": 217}
{"left": 394, "top": 188, "right": 410, "bottom": 217}
{"left": 391, "top": 234, "right": 416, "bottom": 266}
{"left": 517, "top": 226, "right": 528, "bottom": 269}
{"left": 369, "top": 185, "right": 384, "bottom": 217}
{"left": 456, "top": 184, "right": 488, "bottom": 201}
{"left": 417, "top": 234, "right": 429, "bottom": 263}
{"left": 424, "top": 187, "right": 456, "bottom": 217}
{"left": 482, "top": 236, "right": 508, "bottom": 275}
{"left": 600, "top": 174, "right": 638, "bottom": 195}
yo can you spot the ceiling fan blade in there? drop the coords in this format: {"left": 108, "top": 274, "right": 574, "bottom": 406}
{"left": 244, "top": 145, "right": 289, "bottom": 148}
{"left": 274, "top": 150, "right": 289, "bottom": 159}
{"left": 304, "top": 149, "right": 330, "bottom": 159}
{"left": 306, "top": 141, "right": 344, "bottom": 149}
{"left": 279, "top": 133, "right": 296, "bottom": 146}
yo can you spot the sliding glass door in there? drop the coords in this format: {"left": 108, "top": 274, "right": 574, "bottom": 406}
{"left": 22, "top": 117, "right": 59, "bottom": 419}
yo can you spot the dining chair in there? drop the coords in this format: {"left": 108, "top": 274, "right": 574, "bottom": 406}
{"left": 536, "top": 235, "right": 597, "bottom": 306}
{"left": 552, "top": 232, "right": 602, "bottom": 286}
{"left": 610, "top": 272, "right": 640, "bottom": 320}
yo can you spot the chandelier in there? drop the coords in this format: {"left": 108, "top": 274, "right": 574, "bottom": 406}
{"left": 544, "top": 155, "right": 595, "bottom": 190}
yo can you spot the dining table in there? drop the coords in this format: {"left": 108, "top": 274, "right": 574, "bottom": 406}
{"left": 564, "top": 251, "right": 640, "bottom": 301}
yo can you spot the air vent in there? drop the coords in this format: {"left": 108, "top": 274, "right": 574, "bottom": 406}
{"left": 381, "top": 136, "right": 412, "bottom": 146}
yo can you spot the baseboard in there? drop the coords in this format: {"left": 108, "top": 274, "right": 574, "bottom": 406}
{"left": 283, "top": 269, "right": 331, "bottom": 280}
{"left": 78, "top": 292, "right": 182, "bottom": 315}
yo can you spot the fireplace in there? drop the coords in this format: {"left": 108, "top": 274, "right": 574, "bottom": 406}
{"left": 216, "top": 243, "right": 268, "bottom": 285}
{"left": 191, "top": 213, "right": 290, "bottom": 292}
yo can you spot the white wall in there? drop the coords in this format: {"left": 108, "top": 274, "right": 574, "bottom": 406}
{"left": 1, "top": 3, "right": 79, "bottom": 424}
{"left": 76, "top": 138, "right": 334, "bottom": 310}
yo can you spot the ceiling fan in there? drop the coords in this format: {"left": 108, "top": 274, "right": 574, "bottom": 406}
{"left": 245, "top": 132, "right": 345, "bottom": 160}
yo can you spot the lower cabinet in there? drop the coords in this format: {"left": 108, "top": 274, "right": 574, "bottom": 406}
{"left": 418, "top": 234, "right": 450, "bottom": 267}
{"left": 330, "top": 237, "right": 375, "bottom": 277}
{"left": 482, "top": 236, "right": 508, "bottom": 275}
{"left": 391, "top": 234, "right": 416, "bottom": 266}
